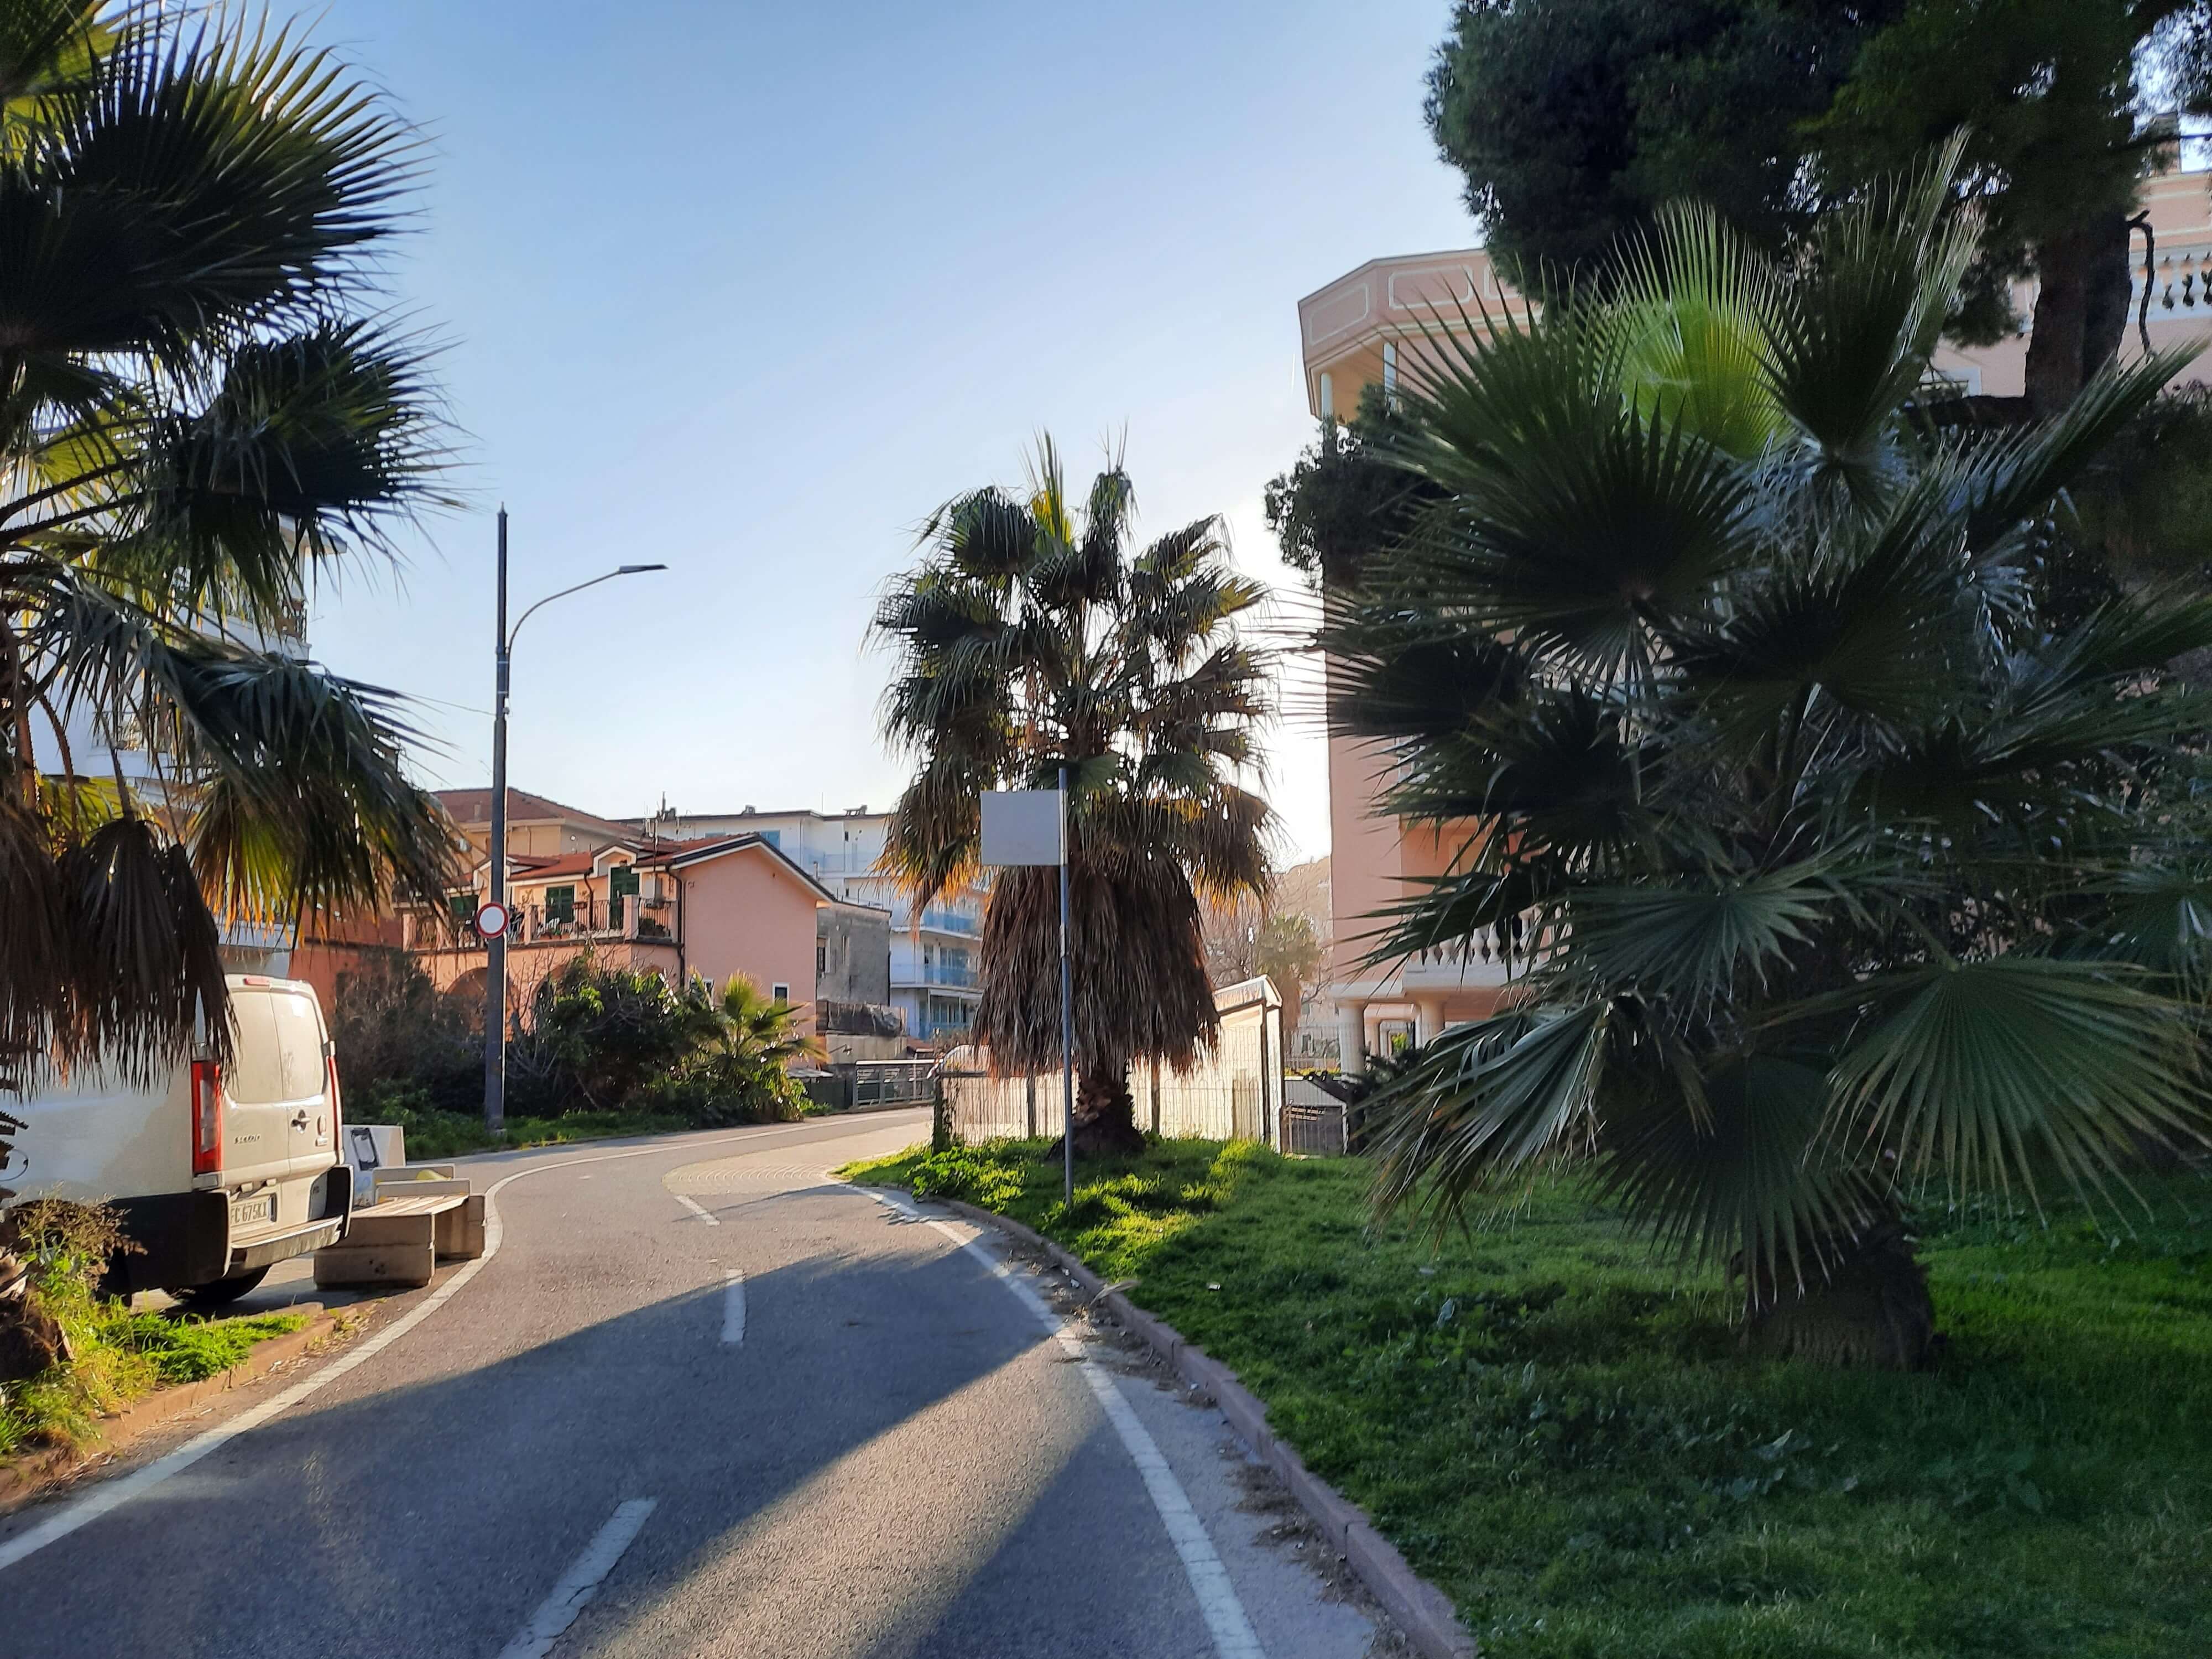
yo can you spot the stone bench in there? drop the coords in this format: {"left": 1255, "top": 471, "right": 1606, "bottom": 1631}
{"left": 314, "top": 1186, "right": 484, "bottom": 1289}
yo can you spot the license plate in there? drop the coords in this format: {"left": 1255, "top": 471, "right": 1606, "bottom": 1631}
{"left": 229, "top": 1193, "right": 276, "bottom": 1232}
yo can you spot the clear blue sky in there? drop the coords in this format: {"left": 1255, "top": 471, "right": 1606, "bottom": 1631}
{"left": 312, "top": 0, "right": 1474, "bottom": 864}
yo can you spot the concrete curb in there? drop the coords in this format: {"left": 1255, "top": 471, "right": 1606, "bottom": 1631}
{"left": 928, "top": 1194, "right": 1478, "bottom": 1659}
{"left": 0, "top": 1308, "right": 340, "bottom": 1518}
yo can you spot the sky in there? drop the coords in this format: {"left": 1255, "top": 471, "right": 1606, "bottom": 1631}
{"left": 310, "top": 0, "right": 1477, "bottom": 866}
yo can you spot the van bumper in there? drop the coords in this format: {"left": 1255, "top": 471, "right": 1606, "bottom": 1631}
{"left": 229, "top": 1214, "right": 346, "bottom": 1274}
{"left": 108, "top": 1192, "right": 229, "bottom": 1292}
{"left": 110, "top": 1165, "right": 352, "bottom": 1292}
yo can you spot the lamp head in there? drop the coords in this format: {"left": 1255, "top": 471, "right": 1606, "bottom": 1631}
{"left": 617, "top": 564, "right": 668, "bottom": 575}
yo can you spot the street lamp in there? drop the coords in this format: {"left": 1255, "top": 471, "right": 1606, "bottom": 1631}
{"left": 483, "top": 505, "right": 666, "bottom": 1134}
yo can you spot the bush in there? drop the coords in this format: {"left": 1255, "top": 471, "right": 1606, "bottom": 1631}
{"left": 0, "top": 1199, "right": 302, "bottom": 1455}
{"left": 328, "top": 948, "right": 482, "bottom": 1114}
{"left": 327, "top": 952, "right": 817, "bottom": 1136}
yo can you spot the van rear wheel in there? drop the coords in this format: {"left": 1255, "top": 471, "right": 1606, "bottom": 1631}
{"left": 170, "top": 1267, "right": 270, "bottom": 1309}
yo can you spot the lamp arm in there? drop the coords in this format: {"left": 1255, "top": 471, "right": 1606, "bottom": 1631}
{"left": 505, "top": 569, "right": 632, "bottom": 653}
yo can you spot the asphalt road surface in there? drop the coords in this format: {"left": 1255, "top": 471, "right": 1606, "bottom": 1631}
{"left": 0, "top": 1111, "right": 1390, "bottom": 1658}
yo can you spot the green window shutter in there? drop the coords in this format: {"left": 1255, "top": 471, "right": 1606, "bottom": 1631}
{"left": 609, "top": 865, "right": 639, "bottom": 900}
{"left": 546, "top": 885, "right": 575, "bottom": 924}
{"left": 450, "top": 893, "right": 474, "bottom": 924}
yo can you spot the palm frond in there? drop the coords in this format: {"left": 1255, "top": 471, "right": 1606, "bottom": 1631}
{"left": 1366, "top": 1003, "right": 1614, "bottom": 1238}
{"left": 1592, "top": 1055, "right": 1880, "bottom": 1286}
{"left": 1827, "top": 956, "right": 2206, "bottom": 1196}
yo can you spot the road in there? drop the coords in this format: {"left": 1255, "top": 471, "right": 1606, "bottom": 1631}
{"left": 0, "top": 1111, "right": 1389, "bottom": 1658}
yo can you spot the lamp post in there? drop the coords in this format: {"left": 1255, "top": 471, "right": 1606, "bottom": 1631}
{"left": 483, "top": 505, "right": 665, "bottom": 1134}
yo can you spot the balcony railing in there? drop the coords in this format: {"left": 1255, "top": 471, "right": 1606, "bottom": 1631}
{"left": 424, "top": 894, "right": 677, "bottom": 949}
{"left": 915, "top": 962, "right": 976, "bottom": 988}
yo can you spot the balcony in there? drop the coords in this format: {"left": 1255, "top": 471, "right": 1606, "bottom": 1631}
{"left": 1328, "top": 917, "right": 1543, "bottom": 1004}
{"left": 909, "top": 962, "right": 976, "bottom": 988}
{"left": 419, "top": 894, "right": 676, "bottom": 950}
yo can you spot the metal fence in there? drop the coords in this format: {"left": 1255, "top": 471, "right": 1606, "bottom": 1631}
{"left": 1278, "top": 1076, "right": 1350, "bottom": 1156}
{"left": 939, "top": 977, "right": 1286, "bottom": 1148}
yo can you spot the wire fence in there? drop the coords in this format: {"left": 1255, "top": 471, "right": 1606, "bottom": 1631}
{"left": 940, "top": 975, "right": 1289, "bottom": 1149}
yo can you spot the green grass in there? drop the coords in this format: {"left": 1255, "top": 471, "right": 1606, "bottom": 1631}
{"left": 382, "top": 1104, "right": 696, "bottom": 1161}
{"left": 1, "top": 1302, "right": 307, "bottom": 1459}
{"left": 843, "top": 1139, "right": 2212, "bottom": 1658}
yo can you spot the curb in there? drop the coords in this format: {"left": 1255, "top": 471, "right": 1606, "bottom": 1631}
{"left": 928, "top": 1194, "right": 1478, "bottom": 1659}
{"left": 0, "top": 1308, "right": 341, "bottom": 1518}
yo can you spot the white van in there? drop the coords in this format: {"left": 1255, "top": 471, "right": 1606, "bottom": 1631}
{"left": 0, "top": 975, "right": 352, "bottom": 1306}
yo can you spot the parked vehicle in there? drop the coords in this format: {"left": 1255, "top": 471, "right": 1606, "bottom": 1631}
{"left": 0, "top": 976, "right": 353, "bottom": 1306}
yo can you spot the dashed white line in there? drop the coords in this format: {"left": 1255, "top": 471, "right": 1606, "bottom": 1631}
{"left": 494, "top": 1496, "right": 658, "bottom": 1659}
{"left": 674, "top": 1194, "right": 719, "bottom": 1227}
{"left": 722, "top": 1269, "right": 747, "bottom": 1345}
{"left": 865, "top": 1188, "right": 1266, "bottom": 1658}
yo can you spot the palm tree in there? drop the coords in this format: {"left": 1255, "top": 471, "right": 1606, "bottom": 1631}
{"left": 875, "top": 442, "right": 1273, "bottom": 1153}
{"left": 1329, "top": 143, "right": 2212, "bottom": 1366}
{"left": 686, "top": 975, "right": 823, "bottom": 1125}
{"left": 1, "top": 3, "right": 459, "bottom": 1098}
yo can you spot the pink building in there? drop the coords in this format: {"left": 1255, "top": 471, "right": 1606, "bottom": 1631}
{"left": 403, "top": 789, "right": 871, "bottom": 1034}
{"left": 1299, "top": 168, "right": 2212, "bottom": 1070}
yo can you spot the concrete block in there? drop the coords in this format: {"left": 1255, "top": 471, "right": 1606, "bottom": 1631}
{"left": 371, "top": 1172, "right": 469, "bottom": 1203}
{"left": 342, "top": 1207, "right": 438, "bottom": 1250}
{"left": 312, "top": 1241, "right": 434, "bottom": 1289}
{"left": 435, "top": 1193, "right": 486, "bottom": 1260}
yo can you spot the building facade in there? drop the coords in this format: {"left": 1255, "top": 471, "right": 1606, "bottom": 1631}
{"left": 407, "top": 790, "right": 874, "bottom": 1036}
{"left": 1298, "top": 166, "right": 2212, "bottom": 1070}
{"left": 624, "top": 805, "right": 988, "bottom": 1045}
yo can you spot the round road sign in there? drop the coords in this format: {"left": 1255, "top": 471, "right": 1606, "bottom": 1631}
{"left": 474, "top": 900, "right": 510, "bottom": 939}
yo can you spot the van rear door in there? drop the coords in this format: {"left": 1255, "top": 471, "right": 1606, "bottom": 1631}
{"left": 220, "top": 989, "right": 301, "bottom": 1199}
{"left": 266, "top": 987, "right": 336, "bottom": 1171}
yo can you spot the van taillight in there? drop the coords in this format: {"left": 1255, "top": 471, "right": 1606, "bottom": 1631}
{"left": 191, "top": 1060, "right": 223, "bottom": 1175}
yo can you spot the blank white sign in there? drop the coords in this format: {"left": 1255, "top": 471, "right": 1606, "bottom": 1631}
{"left": 980, "top": 789, "right": 1065, "bottom": 866}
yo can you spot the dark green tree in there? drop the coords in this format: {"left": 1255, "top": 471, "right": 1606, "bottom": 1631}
{"left": 1264, "top": 384, "right": 1445, "bottom": 589}
{"left": 1428, "top": 0, "right": 2212, "bottom": 416}
{"left": 1426, "top": 0, "right": 1888, "bottom": 284}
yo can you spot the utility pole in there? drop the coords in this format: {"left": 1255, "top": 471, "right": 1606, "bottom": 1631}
{"left": 485, "top": 509, "right": 510, "bottom": 1134}
{"left": 481, "top": 512, "right": 666, "bottom": 1136}
{"left": 1058, "top": 764, "right": 1074, "bottom": 1211}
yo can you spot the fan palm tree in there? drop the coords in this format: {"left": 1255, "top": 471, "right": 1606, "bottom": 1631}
{"left": 1, "top": 2, "right": 460, "bottom": 1097}
{"left": 875, "top": 442, "right": 1273, "bottom": 1153}
{"left": 1329, "top": 141, "right": 2212, "bottom": 1366}
{"left": 686, "top": 974, "right": 824, "bottom": 1125}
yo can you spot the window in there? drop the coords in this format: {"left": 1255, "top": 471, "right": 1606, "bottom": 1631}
{"left": 608, "top": 865, "right": 639, "bottom": 900}
{"left": 448, "top": 893, "right": 474, "bottom": 925}
{"left": 816, "top": 943, "right": 827, "bottom": 975}
{"left": 544, "top": 885, "right": 575, "bottom": 925}
{"left": 771, "top": 983, "right": 791, "bottom": 1004}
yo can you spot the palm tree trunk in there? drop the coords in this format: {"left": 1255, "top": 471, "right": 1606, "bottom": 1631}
{"left": 1072, "top": 1061, "right": 1145, "bottom": 1156}
{"left": 1742, "top": 1208, "right": 1939, "bottom": 1371}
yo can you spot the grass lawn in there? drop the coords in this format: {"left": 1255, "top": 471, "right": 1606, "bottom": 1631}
{"left": 843, "top": 1138, "right": 2212, "bottom": 1659}
{"left": 1, "top": 1305, "right": 308, "bottom": 1459}
{"left": 379, "top": 1104, "right": 698, "bottom": 1161}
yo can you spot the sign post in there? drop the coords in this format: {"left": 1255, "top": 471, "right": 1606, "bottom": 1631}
{"left": 980, "top": 780, "right": 1074, "bottom": 1209}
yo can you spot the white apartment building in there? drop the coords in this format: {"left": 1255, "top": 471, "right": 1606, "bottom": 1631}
{"left": 627, "top": 804, "right": 987, "bottom": 1044}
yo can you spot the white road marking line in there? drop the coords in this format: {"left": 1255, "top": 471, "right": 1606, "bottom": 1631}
{"left": 674, "top": 1194, "right": 719, "bottom": 1227}
{"left": 722, "top": 1269, "right": 747, "bottom": 1345}
{"left": 0, "top": 1116, "right": 900, "bottom": 1576}
{"left": 865, "top": 1189, "right": 1267, "bottom": 1659}
{"left": 494, "top": 1496, "right": 658, "bottom": 1659}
